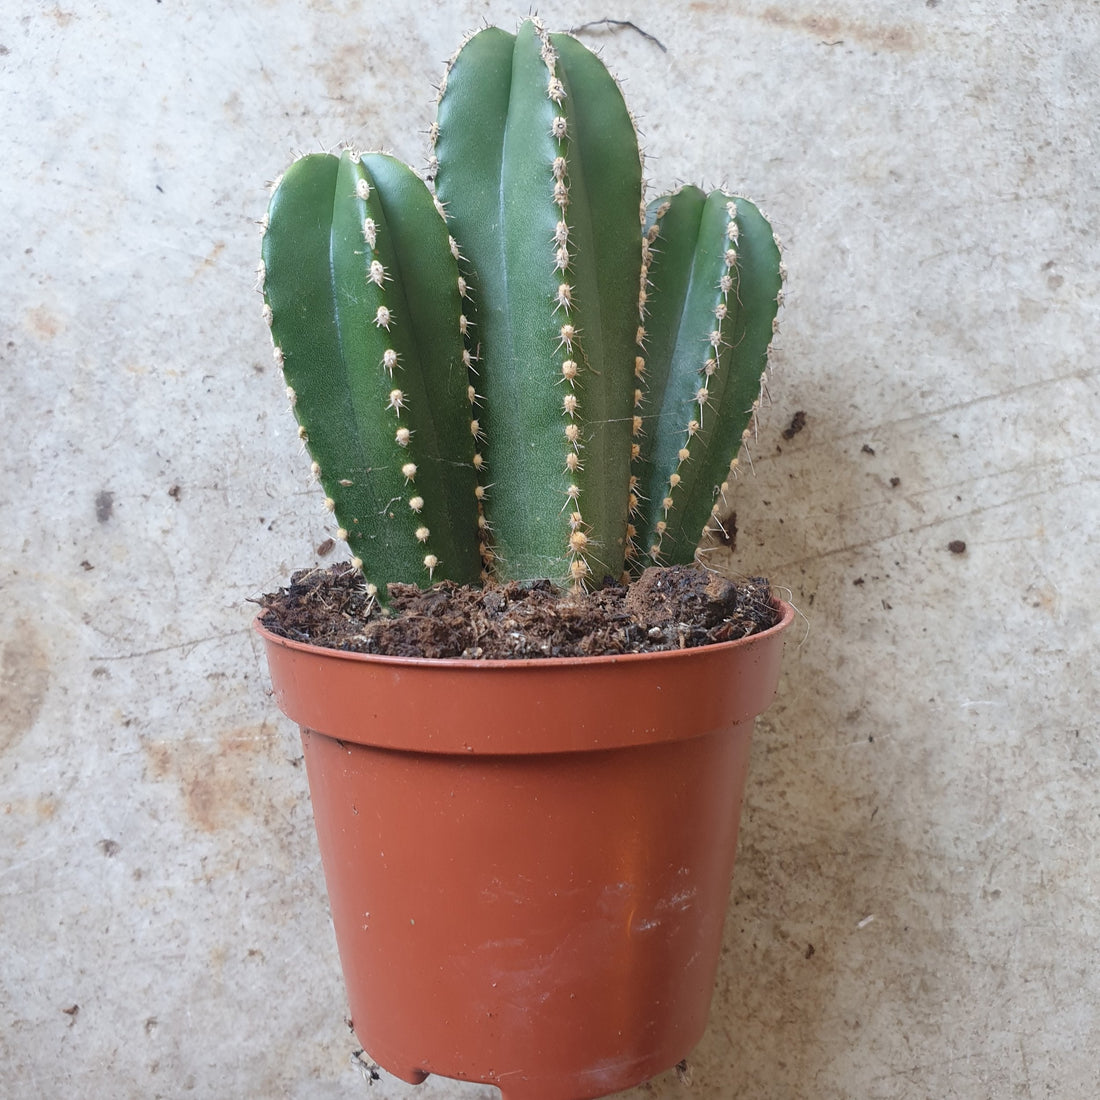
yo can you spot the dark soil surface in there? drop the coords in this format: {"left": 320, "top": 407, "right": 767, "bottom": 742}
{"left": 257, "top": 563, "right": 779, "bottom": 660}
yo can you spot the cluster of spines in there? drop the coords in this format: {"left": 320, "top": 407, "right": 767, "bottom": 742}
{"left": 626, "top": 201, "right": 655, "bottom": 573}
{"left": 699, "top": 214, "right": 786, "bottom": 560}
{"left": 536, "top": 26, "right": 595, "bottom": 591}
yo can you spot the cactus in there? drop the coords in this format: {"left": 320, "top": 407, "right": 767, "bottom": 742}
{"left": 633, "top": 187, "right": 783, "bottom": 567}
{"left": 260, "top": 18, "right": 782, "bottom": 602}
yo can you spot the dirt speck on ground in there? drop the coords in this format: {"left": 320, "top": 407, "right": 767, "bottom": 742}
{"left": 782, "top": 410, "right": 807, "bottom": 440}
{"left": 257, "top": 563, "right": 779, "bottom": 660}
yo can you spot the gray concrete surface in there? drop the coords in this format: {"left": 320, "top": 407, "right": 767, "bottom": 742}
{"left": 2, "top": 1, "right": 1097, "bottom": 1097}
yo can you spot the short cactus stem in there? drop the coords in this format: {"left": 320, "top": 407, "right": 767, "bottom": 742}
{"left": 261, "top": 150, "right": 481, "bottom": 602}
{"left": 631, "top": 187, "right": 781, "bottom": 569}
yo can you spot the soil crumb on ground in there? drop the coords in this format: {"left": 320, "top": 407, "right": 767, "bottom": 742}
{"left": 257, "top": 563, "right": 779, "bottom": 660}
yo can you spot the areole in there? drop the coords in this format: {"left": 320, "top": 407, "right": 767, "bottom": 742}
{"left": 256, "top": 599, "right": 794, "bottom": 1100}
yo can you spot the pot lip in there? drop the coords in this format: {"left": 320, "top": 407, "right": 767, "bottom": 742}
{"left": 253, "top": 597, "right": 794, "bottom": 670}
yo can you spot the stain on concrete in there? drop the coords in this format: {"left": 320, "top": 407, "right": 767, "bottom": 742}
{"left": 2, "top": 795, "right": 59, "bottom": 819}
{"left": 191, "top": 240, "right": 226, "bottom": 279}
{"left": 95, "top": 490, "right": 114, "bottom": 522}
{"left": 45, "top": 7, "right": 76, "bottom": 28}
{"left": 144, "top": 725, "right": 277, "bottom": 833}
{"left": 24, "top": 305, "right": 62, "bottom": 341}
{"left": 758, "top": 7, "right": 919, "bottom": 51}
{"left": 0, "top": 621, "right": 51, "bottom": 756}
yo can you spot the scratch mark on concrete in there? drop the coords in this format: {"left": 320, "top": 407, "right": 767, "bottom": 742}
{"left": 91, "top": 629, "right": 245, "bottom": 661}
{"left": 772, "top": 475, "right": 1096, "bottom": 572}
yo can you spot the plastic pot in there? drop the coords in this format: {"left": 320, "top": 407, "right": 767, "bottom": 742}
{"left": 256, "top": 600, "right": 793, "bottom": 1100}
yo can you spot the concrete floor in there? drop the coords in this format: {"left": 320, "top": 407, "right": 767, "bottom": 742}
{"left": 2, "top": 1, "right": 1097, "bottom": 1097}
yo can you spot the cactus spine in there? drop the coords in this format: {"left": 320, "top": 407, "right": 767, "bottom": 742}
{"left": 260, "top": 19, "right": 783, "bottom": 601}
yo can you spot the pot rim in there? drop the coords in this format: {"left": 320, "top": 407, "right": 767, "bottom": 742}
{"left": 253, "top": 598, "right": 794, "bottom": 670}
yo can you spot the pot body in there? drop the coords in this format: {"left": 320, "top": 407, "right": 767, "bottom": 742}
{"left": 257, "top": 601, "right": 792, "bottom": 1100}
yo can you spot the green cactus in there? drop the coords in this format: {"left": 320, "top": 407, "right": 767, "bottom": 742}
{"left": 260, "top": 18, "right": 782, "bottom": 602}
{"left": 633, "top": 187, "right": 784, "bottom": 567}
{"left": 260, "top": 151, "right": 482, "bottom": 599}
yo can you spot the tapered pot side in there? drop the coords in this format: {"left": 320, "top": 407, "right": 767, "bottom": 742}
{"left": 256, "top": 600, "right": 794, "bottom": 1100}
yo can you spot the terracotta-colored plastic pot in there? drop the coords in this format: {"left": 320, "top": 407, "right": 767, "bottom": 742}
{"left": 256, "top": 600, "right": 793, "bottom": 1100}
